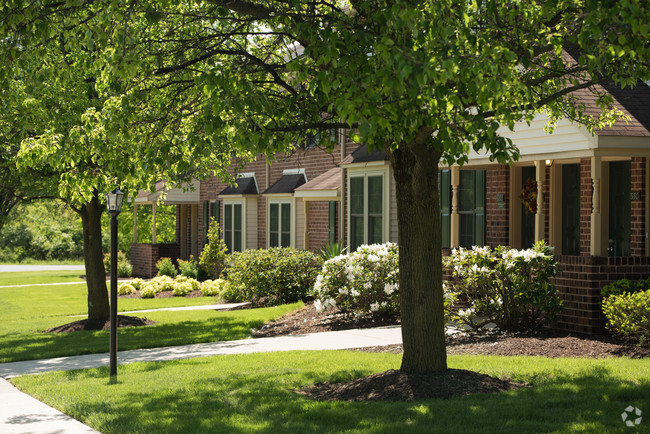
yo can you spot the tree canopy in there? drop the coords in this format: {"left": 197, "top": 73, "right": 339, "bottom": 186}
{"left": 1, "top": 0, "right": 648, "bottom": 370}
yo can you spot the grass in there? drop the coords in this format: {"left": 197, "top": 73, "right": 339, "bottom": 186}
{"left": 0, "top": 270, "right": 87, "bottom": 286}
{"left": 11, "top": 351, "right": 650, "bottom": 433}
{"left": 0, "top": 280, "right": 302, "bottom": 363}
{"left": 0, "top": 259, "right": 85, "bottom": 266}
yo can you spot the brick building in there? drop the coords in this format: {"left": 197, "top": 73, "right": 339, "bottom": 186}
{"left": 131, "top": 81, "right": 650, "bottom": 335}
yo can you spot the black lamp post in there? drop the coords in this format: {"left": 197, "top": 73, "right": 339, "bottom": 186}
{"left": 105, "top": 188, "right": 124, "bottom": 378}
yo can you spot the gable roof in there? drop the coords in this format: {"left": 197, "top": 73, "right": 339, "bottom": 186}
{"left": 340, "top": 144, "right": 389, "bottom": 165}
{"left": 219, "top": 177, "right": 258, "bottom": 195}
{"left": 263, "top": 173, "right": 307, "bottom": 194}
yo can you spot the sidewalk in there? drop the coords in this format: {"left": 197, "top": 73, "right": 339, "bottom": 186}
{"left": 0, "top": 326, "right": 402, "bottom": 433}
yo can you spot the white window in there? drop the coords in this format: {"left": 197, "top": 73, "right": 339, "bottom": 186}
{"left": 223, "top": 201, "right": 244, "bottom": 252}
{"left": 268, "top": 200, "right": 292, "bottom": 247}
{"left": 349, "top": 173, "right": 384, "bottom": 251}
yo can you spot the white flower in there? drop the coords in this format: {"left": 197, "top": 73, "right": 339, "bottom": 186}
{"left": 314, "top": 299, "right": 323, "bottom": 312}
{"left": 338, "top": 287, "right": 349, "bottom": 295}
{"left": 384, "top": 282, "right": 398, "bottom": 295}
{"left": 350, "top": 289, "right": 360, "bottom": 297}
{"left": 370, "top": 302, "right": 380, "bottom": 312}
{"left": 363, "top": 281, "right": 372, "bottom": 290}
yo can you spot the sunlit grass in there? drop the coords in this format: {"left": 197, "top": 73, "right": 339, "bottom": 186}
{"left": 0, "top": 280, "right": 302, "bottom": 363}
{"left": 11, "top": 351, "right": 650, "bottom": 433}
{"left": 0, "top": 270, "right": 87, "bottom": 286}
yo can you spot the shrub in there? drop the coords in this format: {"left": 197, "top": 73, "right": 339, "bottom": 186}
{"left": 152, "top": 275, "right": 175, "bottom": 292}
{"left": 130, "top": 278, "right": 146, "bottom": 291}
{"left": 117, "top": 282, "right": 136, "bottom": 295}
{"left": 311, "top": 242, "right": 427, "bottom": 318}
{"left": 602, "top": 278, "right": 650, "bottom": 298}
{"left": 173, "top": 280, "right": 193, "bottom": 296}
{"left": 174, "top": 275, "right": 200, "bottom": 291}
{"left": 318, "top": 240, "right": 348, "bottom": 261}
{"left": 117, "top": 261, "right": 133, "bottom": 278}
{"left": 140, "top": 283, "right": 158, "bottom": 298}
{"left": 225, "top": 247, "right": 322, "bottom": 305}
{"left": 156, "top": 257, "right": 177, "bottom": 277}
{"left": 603, "top": 290, "right": 650, "bottom": 345}
{"left": 177, "top": 256, "right": 199, "bottom": 279}
{"left": 444, "top": 242, "right": 561, "bottom": 332}
{"left": 200, "top": 279, "right": 230, "bottom": 297}
{"left": 199, "top": 218, "right": 229, "bottom": 279}
{"left": 104, "top": 251, "right": 129, "bottom": 274}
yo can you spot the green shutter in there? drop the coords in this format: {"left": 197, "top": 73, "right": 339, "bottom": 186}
{"left": 328, "top": 201, "right": 336, "bottom": 244}
{"left": 440, "top": 170, "right": 451, "bottom": 248}
{"left": 203, "top": 200, "right": 209, "bottom": 245}
{"left": 475, "top": 171, "right": 485, "bottom": 246}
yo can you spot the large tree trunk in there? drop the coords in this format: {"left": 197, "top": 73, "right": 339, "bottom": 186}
{"left": 389, "top": 134, "right": 447, "bottom": 373}
{"left": 78, "top": 192, "right": 110, "bottom": 323}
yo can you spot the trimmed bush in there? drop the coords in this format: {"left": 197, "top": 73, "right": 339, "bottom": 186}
{"left": 603, "top": 290, "right": 650, "bottom": 345}
{"left": 200, "top": 279, "right": 230, "bottom": 297}
{"left": 130, "top": 278, "right": 146, "bottom": 291}
{"left": 117, "top": 282, "right": 136, "bottom": 295}
{"left": 225, "top": 247, "right": 322, "bottom": 305}
{"left": 152, "top": 275, "right": 175, "bottom": 292}
{"left": 444, "top": 242, "right": 561, "bottom": 332}
{"left": 177, "top": 256, "right": 199, "bottom": 279}
{"left": 199, "top": 218, "right": 228, "bottom": 279}
{"left": 140, "top": 283, "right": 158, "bottom": 298}
{"left": 174, "top": 276, "right": 200, "bottom": 296}
{"left": 312, "top": 242, "right": 401, "bottom": 316}
{"left": 602, "top": 278, "right": 650, "bottom": 298}
{"left": 156, "top": 257, "right": 177, "bottom": 277}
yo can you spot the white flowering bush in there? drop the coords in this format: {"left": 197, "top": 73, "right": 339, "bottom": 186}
{"left": 152, "top": 275, "right": 175, "bottom": 292}
{"left": 444, "top": 241, "right": 561, "bottom": 331}
{"left": 312, "top": 242, "right": 400, "bottom": 316}
{"left": 201, "top": 278, "right": 230, "bottom": 297}
{"left": 117, "top": 282, "right": 136, "bottom": 295}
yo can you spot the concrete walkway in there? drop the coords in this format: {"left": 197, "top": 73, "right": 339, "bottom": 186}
{"left": 0, "top": 325, "right": 402, "bottom": 433}
{"left": 0, "top": 265, "right": 86, "bottom": 273}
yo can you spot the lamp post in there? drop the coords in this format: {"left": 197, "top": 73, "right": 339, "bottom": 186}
{"left": 105, "top": 188, "right": 124, "bottom": 378}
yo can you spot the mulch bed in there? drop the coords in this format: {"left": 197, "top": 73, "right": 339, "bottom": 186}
{"left": 119, "top": 289, "right": 203, "bottom": 299}
{"left": 297, "top": 368, "right": 526, "bottom": 402}
{"left": 45, "top": 315, "right": 157, "bottom": 333}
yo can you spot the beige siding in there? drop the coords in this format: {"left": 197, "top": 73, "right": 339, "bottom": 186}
{"left": 389, "top": 169, "right": 399, "bottom": 243}
{"left": 246, "top": 197, "right": 258, "bottom": 250}
{"left": 294, "top": 198, "right": 305, "bottom": 249}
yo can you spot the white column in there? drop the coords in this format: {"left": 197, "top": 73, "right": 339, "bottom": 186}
{"left": 591, "top": 156, "right": 604, "bottom": 256}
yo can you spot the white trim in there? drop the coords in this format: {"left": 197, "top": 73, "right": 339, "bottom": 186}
{"left": 282, "top": 168, "right": 307, "bottom": 181}
{"left": 223, "top": 198, "right": 246, "bottom": 252}
{"left": 346, "top": 166, "right": 390, "bottom": 249}
{"left": 294, "top": 189, "right": 340, "bottom": 200}
{"left": 340, "top": 160, "right": 390, "bottom": 169}
{"left": 267, "top": 198, "right": 295, "bottom": 248}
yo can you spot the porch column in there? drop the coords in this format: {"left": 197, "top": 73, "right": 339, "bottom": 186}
{"left": 450, "top": 166, "right": 460, "bottom": 248}
{"left": 133, "top": 204, "right": 138, "bottom": 244}
{"left": 590, "top": 156, "right": 605, "bottom": 256}
{"left": 303, "top": 201, "right": 310, "bottom": 250}
{"left": 180, "top": 205, "right": 188, "bottom": 259}
{"left": 152, "top": 202, "right": 157, "bottom": 244}
{"left": 535, "top": 161, "right": 545, "bottom": 242}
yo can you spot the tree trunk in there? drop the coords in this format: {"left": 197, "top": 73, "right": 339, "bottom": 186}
{"left": 78, "top": 192, "right": 110, "bottom": 323}
{"left": 389, "top": 135, "right": 447, "bottom": 373}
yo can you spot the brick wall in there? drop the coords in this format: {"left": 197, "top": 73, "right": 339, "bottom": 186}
{"left": 131, "top": 243, "right": 180, "bottom": 278}
{"left": 307, "top": 201, "right": 335, "bottom": 251}
{"left": 485, "top": 165, "right": 509, "bottom": 247}
{"left": 554, "top": 255, "right": 650, "bottom": 334}
{"left": 631, "top": 157, "right": 646, "bottom": 256}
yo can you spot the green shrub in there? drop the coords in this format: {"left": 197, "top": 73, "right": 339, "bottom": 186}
{"left": 177, "top": 256, "right": 199, "bottom": 279}
{"left": 175, "top": 275, "right": 200, "bottom": 291}
{"left": 117, "top": 261, "right": 133, "bottom": 277}
{"left": 152, "top": 275, "right": 175, "bottom": 292}
{"left": 130, "top": 278, "right": 146, "bottom": 290}
{"left": 199, "top": 218, "right": 228, "bottom": 279}
{"left": 318, "top": 240, "right": 348, "bottom": 261}
{"left": 104, "top": 251, "right": 130, "bottom": 275}
{"left": 603, "top": 290, "right": 650, "bottom": 345}
{"left": 444, "top": 242, "right": 562, "bottom": 332}
{"left": 602, "top": 278, "right": 650, "bottom": 298}
{"left": 117, "top": 282, "right": 136, "bottom": 295}
{"left": 225, "top": 247, "right": 322, "bottom": 305}
{"left": 156, "top": 257, "right": 177, "bottom": 277}
{"left": 173, "top": 280, "right": 193, "bottom": 296}
{"left": 140, "top": 284, "right": 157, "bottom": 298}
{"left": 312, "top": 242, "right": 401, "bottom": 316}
{"left": 200, "top": 279, "right": 230, "bottom": 297}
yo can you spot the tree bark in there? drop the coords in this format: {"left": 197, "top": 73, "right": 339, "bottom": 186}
{"left": 389, "top": 134, "right": 447, "bottom": 373}
{"left": 77, "top": 192, "right": 110, "bottom": 323}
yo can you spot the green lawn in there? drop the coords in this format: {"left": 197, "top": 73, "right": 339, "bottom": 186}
{"left": 0, "top": 281, "right": 302, "bottom": 363}
{"left": 0, "top": 270, "right": 87, "bottom": 286}
{"left": 11, "top": 351, "right": 650, "bottom": 433}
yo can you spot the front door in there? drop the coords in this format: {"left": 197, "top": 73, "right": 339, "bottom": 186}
{"left": 609, "top": 161, "right": 631, "bottom": 256}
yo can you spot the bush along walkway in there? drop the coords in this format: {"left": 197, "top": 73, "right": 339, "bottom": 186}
{"left": 0, "top": 326, "right": 402, "bottom": 434}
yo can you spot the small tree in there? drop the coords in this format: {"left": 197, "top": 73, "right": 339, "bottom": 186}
{"left": 199, "top": 218, "right": 228, "bottom": 279}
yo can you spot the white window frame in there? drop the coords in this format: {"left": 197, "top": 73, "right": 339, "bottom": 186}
{"left": 266, "top": 197, "right": 295, "bottom": 248}
{"left": 346, "top": 167, "right": 390, "bottom": 250}
{"left": 223, "top": 199, "right": 246, "bottom": 253}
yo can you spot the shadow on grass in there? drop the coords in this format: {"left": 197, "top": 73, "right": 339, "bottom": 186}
{"left": 0, "top": 315, "right": 266, "bottom": 363}
{"left": 72, "top": 363, "right": 650, "bottom": 433}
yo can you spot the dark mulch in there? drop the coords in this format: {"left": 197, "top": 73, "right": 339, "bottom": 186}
{"left": 264, "top": 303, "right": 648, "bottom": 402}
{"left": 297, "top": 368, "right": 525, "bottom": 402}
{"left": 45, "top": 315, "right": 157, "bottom": 333}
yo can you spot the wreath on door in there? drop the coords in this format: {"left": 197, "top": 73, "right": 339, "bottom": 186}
{"left": 520, "top": 177, "right": 538, "bottom": 213}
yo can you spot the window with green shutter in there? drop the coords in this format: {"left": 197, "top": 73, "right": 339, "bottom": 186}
{"left": 224, "top": 202, "right": 243, "bottom": 252}
{"left": 268, "top": 200, "right": 292, "bottom": 247}
{"left": 440, "top": 170, "right": 451, "bottom": 248}
{"left": 349, "top": 173, "right": 384, "bottom": 251}
{"left": 458, "top": 170, "right": 485, "bottom": 247}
